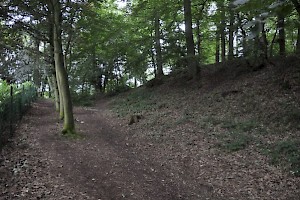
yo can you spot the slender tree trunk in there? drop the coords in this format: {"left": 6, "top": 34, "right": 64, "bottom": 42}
{"left": 183, "top": 0, "right": 199, "bottom": 80}
{"left": 297, "top": 21, "right": 300, "bottom": 54}
{"left": 215, "top": 29, "right": 220, "bottom": 63}
{"left": 51, "top": 73, "right": 60, "bottom": 111}
{"left": 220, "top": 2, "right": 226, "bottom": 62}
{"left": 228, "top": 5, "right": 234, "bottom": 60}
{"left": 254, "top": 22, "right": 268, "bottom": 67}
{"left": 261, "top": 23, "right": 268, "bottom": 60}
{"left": 50, "top": 21, "right": 64, "bottom": 119}
{"left": 278, "top": 14, "right": 286, "bottom": 56}
{"left": 150, "top": 48, "right": 157, "bottom": 75}
{"left": 154, "top": 12, "right": 164, "bottom": 78}
{"left": 237, "top": 13, "right": 247, "bottom": 57}
{"left": 33, "top": 40, "right": 41, "bottom": 89}
{"left": 196, "top": 19, "right": 201, "bottom": 59}
{"left": 51, "top": 0, "right": 75, "bottom": 134}
{"left": 103, "top": 74, "right": 108, "bottom": 93}
{"left": 48, "top": 15, "right": 61, "bottom": 113}
{"left": 235, "top": 29, "right": 239, "bottom": 56}
{"left": 270, "top": 29, "right": 278, "bottom": 57}
{"left": 291, "top": 0, "right": 300, "bottom": 53}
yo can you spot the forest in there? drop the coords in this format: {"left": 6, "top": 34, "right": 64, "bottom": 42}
{"left": 0, "top": 0, "right": 300, "bottom": 133}
{"left": 1, "top": 0, "right": 300, "bottom": 199}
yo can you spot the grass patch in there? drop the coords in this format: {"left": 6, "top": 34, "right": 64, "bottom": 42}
{"left": 72, "top": 93, "right": 95, "bottom": 107}
{"left": 213, "top": 119, "right": 257, "bottom": 151}
{"left": 221, "top": 119, "right": 258, "bottom": 132}
{"left": 219, "top": 132, "right": 253, "bottom": 152}
{"left": 268, "top": 140, "right": 300, "bottom": 176}
{"left": 113, "top": 88, "right": 157, "bottom": 117}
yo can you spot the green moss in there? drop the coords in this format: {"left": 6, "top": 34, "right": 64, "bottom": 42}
{"left": 62, "top": 128, "right": 83, "bottom": 139}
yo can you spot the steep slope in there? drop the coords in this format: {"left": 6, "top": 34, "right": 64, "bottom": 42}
{"left": 110, "top": 56, "right": 300, "bottom": 199}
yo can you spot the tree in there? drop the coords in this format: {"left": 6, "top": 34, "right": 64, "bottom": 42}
{"left": 154, "top": 11, "right": 164, "bottom": 78}
{"left": 48, "top": 0, "right": 75, "bottom": 134}
{"left": 291, "top": 0, "right": 300, "bottom": 54}
{"left": 183, "top": 0, "right": 199, "bottom": 80}
{"left": 228, "top": 1, "right": 235, "bottom": 60}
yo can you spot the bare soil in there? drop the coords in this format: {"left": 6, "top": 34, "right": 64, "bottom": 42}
{"left": 0, "top": 99, "right": 221, "bottom": 199}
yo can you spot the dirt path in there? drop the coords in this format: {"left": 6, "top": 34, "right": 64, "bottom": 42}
{"left": 0, "top": 99, "right": 219, "bottom": 200}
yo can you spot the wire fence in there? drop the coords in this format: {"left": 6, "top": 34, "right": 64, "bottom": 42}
{"left": 0, "top": 85, "right": 37, "bottom": 149}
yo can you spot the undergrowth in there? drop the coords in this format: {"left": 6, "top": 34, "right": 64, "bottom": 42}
{"left": 112, "top": 88, "right": 157, "bottom": 117}
{"left": 267, "top": 140, "right": 300, "bottom": 176}
{"left": 72, "top": 93, "right": 95, "bottom": 107}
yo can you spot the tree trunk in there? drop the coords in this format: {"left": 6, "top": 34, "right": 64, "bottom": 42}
{"left": 150, "top": 48, "right": 157, "bottom": 75}
{"left": 196, "top": 19, "right": 201, "bottom": 59}
{"left": 215, "top": 29, "right": 220, "bottom": 63}
{"left": 228, "top": 5, "right": 234, "bottom": 60}
{"left": 33, "top": 40, "right": 41, "bottom": 89}
{"left": 220, "top": 3, "right": 226, "bottom": 62}
{"left": 237, "top": 13, "right": 247, "bottom": 57}
{"left": 291, "top": 0, "right": 300, "bottom": 53}
{"left": 270, "top": 28, "right": 278, "bottom": 57}
{"left": 48, "top": 14, "right": 61, "bottom": 113}
{"left": 51, "top": 0, "right": 75, "bottom": 134}
{"left": 297, "top": 21, "right": 300, "bottom": 54}
{"left": 51, "top": 73, "right": 60, "bottom": 112}
{"left": 183, "top": 0, "right": 199, "bottom": 80}
{"left": 278, "top": 14, "right": 286, "bottom": 56}
{"left": 261, "top": 23, "right": 268, "bottom": 60}
{"left": 154, "top": 12, "right": 164, "bottom": 78}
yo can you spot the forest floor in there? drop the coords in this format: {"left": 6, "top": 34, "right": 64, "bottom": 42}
{"left": 1, "top": 56, "right": 300, "bottom": 199}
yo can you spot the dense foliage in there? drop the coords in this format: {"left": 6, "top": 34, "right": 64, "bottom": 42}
{"left": 0, "top": 79, "right": 36, "bottom": 149}
{"left": 0, "top": 80, "right": 34, "bottom": 102}
{"left": 1, "top": 0, "right": 299, "bottom": 94}
{"left": 1, "top": 0, "right": 300, "bottom": 133}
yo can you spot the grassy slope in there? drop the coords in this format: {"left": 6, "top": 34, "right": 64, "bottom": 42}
{"left": 109, "top": 56, "right": 300, "bottom": 198}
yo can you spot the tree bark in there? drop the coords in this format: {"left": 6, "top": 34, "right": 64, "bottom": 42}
{"left": 154, "top": 12, "right": 164, "bottom": 78}
{"left": 228, "top": 5, "right": 234, "bottom": 60}
{"left": 196, "top": 19, "right": 201, "bottom": 59}
{"left": 277, "top": 13, "right": 286, "bottom": 56}
{"left": 50, "top": 0, "right": 75, "bottom": 134}
{"left": 297, "top": 20, "right": 300, "bottom": 54}
{"left": 220, "top": 5, "right": 226, "bottom": 62}
{"left": 291, "top": 0, "right": 300, "bottom": 53}
{"left": 183, "top": 0, "right": 199, "bottom": 80}
{"left": 237, "top": 13, "right": 247, "bottom": 57}
{"left": 270, "top": 28, "right": 278, "bottom": 57}
{"left": 51, "top": 73, "right": 60, "bottom": 112}
{"left": 215, "top": 28, "right": 220, "bottom": 63}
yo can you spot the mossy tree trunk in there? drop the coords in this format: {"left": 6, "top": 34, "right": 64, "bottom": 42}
{"left": 51, "top": 73, "right": 60, "bottom": 112}
{"left": 49, "top": 0, "right": 75, "bottom": 134}
{"left": 48, "top": 14, "right": 63, "bottom": 116}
